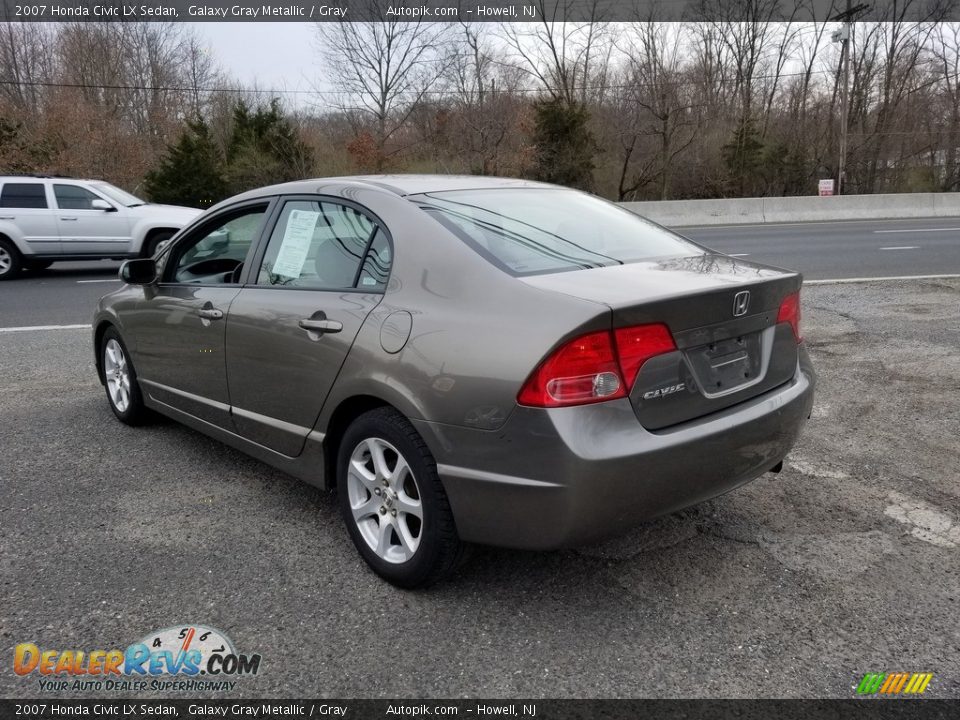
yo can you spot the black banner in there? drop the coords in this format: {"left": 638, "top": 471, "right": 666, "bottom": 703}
{"left": 2, "top": 700, "right": 960, "bottom": 720}
{"left": 1, "top": 0, "right": 959, "bottom": 23}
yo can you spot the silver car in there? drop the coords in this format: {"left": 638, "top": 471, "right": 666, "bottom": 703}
{"left": 93, "top": 175, "right": 815, "bottom": 587}
{"left": 0, "top": 175, "right": 200, "bottom": 279}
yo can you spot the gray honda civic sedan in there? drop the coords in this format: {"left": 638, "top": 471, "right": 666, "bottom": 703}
{"left": 93, "top": 175, "right": 815, "bottom": 587}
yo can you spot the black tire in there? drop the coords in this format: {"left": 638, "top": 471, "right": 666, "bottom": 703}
{"left": 0, "top": 237, "right": 22, "bottom": 280}
{"left": 142, "top": 231, "right": 174, "bottom": 258}
{"left": 23, "top": 259, "right": 53, "bottom": 271}
{"left": 100, "top": 327, "right": 151, "bottom": 425}
{"left": 338, "top": 407, "right": 467, "bottom": 588}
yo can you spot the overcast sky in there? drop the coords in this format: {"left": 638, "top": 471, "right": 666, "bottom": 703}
{"left": 194, "top": 23, "right": 327, "bottom": 107}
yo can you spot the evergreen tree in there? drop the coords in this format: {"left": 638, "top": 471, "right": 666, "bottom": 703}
{"left": 722, "top": 116, "right": 764, "bottom": 196}
{"left": 224, "top": 99, "right": 312, "bottom": 194}
{"left": 143, "top": 118, "right": 226, "bottom": 208}
{"left": 532, "top": 99, "right": 597, "bottom": 191}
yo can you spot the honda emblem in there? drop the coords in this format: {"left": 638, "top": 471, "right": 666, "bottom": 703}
{"left": 733, "top": 290, "right": 751, "bottom": 317}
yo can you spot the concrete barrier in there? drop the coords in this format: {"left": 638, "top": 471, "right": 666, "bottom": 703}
{"left": 621, "top": 192, "right": 960, "bottom": 227}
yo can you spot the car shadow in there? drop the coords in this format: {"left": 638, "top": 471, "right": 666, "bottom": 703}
{"left": 25, "top": 262, "right": 122, "bottom": 279}
{"left": 95, "top": 399, "right": 737, "bottom": 599}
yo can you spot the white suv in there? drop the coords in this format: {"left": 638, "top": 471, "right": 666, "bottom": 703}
{"left": 0, "top": 176, "right": 202, "bottom": 280}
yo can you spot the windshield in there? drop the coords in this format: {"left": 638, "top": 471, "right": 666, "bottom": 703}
{"left": 91, "top": 182, "right": 146, "bottom": 207}
{"left": 415, "top": 188, "right": 702, "bottom": 276}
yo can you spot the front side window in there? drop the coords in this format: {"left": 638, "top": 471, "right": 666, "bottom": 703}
{"left": 415, "top": 188, "right": 702, "bottom": 277}
{"left": 257, "top": 200, "right": 387, "bottom": 290}
{"left": 0, "top": 183, "right": 47, "bottom": 209}
{"left": 54, "top": 184, "right": 103, "bottom": 210}
{"left": 169, "top": 205, "right": 267, "bottom": 284}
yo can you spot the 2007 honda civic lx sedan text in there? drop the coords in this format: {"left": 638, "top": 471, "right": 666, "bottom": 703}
{"left": 93, "top": 175, "right": 815, "bottom": 587}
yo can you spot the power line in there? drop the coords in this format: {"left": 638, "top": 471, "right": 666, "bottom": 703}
{"left": 0, "top": 67, "right": 843, "bottom": 99}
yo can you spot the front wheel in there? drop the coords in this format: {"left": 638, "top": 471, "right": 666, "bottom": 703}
{"left": 101, "top": 328, "right": 150, "bottom": 425}
{"left": 0, "top": 238, "right": 21, "bottom": 280}
{"left": 143, "top": 231, "right": 174, "bottom": 258}
{"left": 338, "top": 407, "right": 466, "bottom": 588}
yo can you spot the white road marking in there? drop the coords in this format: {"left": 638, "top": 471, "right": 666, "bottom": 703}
{"left": 682, "top": 221, "right": 827, "bottom": 230}
{"left": 885, "top": 491, "right": 960, "bottom": 548}
{"left": 77, "top": 278, "right": 120, "bottom": 284}
{"left": 879, "top": 246, "right": 920, "bottom": 250}
{"left": 789, "top": 460, "right": 850, "bottom": 480}
{"left": 807, "top": 273, "right": 960, "bottom": 285}
{"left": 874, "top": 227, "right": 960, "bottom": 233}
{"left": 0, "top": 324, "right": 90, "bottom": 333}
{"left": 680, "top": 219, "right": 908, "bottom": 230}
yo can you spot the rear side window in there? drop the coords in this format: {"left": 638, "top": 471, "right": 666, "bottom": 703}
{"left": 416, "top": 188, "right": 701, "bottom": 277}
{"left": 54, "top": 184, "right": 102, "bottom": 210}
{"left": 0, "top": 183, "right": 47, "bottom": 209}
{"left": 257, "top": 200, "right": 389, "bottom": 291}
{"left": 357, "top": 229, "right": 391, "bottom": 291}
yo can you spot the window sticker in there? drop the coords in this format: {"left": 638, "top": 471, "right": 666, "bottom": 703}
{"left": 271, "top": 209, "right": 321, "bottom": 278}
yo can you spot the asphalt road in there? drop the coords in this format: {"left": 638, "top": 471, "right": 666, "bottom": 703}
{"left": 1, "top": 217, "right": 959, "bottom": 330}
{"left": 680, "top": 216, "right": 960, "bottom": 280}
{"left": 0, "top": 261, "right": 122, "bottom": 327}
{"left": 1, "top": 267, "right": 959, "bottom": 698}
{"left": 1, "top": 217, "right": 959, "bottom": 699}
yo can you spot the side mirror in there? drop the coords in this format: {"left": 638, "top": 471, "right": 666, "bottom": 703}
{"left": 120, "top": 258, "right": 156, "bottom": 285}
{"left": 91, "top": 199, "right": 115, "bottom": 212}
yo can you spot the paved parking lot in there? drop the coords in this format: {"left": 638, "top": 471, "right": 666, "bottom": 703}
{"left": 1, "top": 278, "right": 958, "bottom": 699}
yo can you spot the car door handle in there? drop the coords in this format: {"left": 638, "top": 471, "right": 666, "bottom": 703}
{"left": 299, "top": 318, "right": 343, "bottom": 334}
{"left": 0, "top": 216, "right": 14, "bottom": 220}
{"left": 198, "top": 308, "right": 224, "bottom": 320}
{"left": 60, "top": 217, "right": 78, "bottom": 221}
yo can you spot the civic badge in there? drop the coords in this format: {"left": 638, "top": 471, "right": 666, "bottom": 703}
{"left": 733, "top": 290, "right": 751, "bottom": 317}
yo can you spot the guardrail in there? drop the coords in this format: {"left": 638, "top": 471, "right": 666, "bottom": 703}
{"left": 621, "top": 192, "right": 960, "bottom": 227}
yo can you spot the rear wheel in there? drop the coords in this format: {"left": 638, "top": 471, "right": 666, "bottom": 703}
{"left": 101, "top": 328, "right": 150, "bottom": 425}
{"left": 0, "top": 238, "right": 21, "bottom": 280}
{"left": 338, "top": 407, "right": 466, "bottom": 588}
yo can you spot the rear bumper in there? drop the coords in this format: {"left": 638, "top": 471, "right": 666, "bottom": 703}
{"left": 413, "top": 351, "right": 815, "bottom": 550}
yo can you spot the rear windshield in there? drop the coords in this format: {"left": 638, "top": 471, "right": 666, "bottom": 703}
{"left": 415, "top": 188, "right": 702, "bottom": 276}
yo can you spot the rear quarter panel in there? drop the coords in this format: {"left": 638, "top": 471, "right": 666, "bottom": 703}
{"left": 313, "top": 184, "right": 612, "bottom": 434}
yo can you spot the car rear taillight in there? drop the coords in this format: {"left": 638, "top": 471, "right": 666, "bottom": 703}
{"left": 777, "top": 291, "right": 803, "bottom": 343}
{"left": 518, "top": 324, "right": 677, "bottom": 408}
{"left": 614, "top": 324, "right": 676, "bottom": 389}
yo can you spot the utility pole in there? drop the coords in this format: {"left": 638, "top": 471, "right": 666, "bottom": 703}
{"left": 832, "top": 2, "right": 870, "bottom": 195}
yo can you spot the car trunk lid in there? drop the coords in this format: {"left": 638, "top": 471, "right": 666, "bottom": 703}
{"left": 521, "top": 254, "right": 802, "bottom": 429}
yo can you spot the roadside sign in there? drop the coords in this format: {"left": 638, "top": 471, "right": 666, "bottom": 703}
{"left": 819, "top": 179, "right": 835, "bottom": 196}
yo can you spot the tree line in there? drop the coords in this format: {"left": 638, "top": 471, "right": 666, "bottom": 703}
{"left": 2, "top": 8, "right": 960, "bottom": 207}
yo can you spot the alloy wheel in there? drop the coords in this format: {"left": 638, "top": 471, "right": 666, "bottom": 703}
{"left": 0, "top": 246, "right": 11, "bottom": 275}
{"left": 346, "top": 437, "right": 423, "bottom": 564}
{"left": 103, "top": 338, "right": 131, "bottom": 413}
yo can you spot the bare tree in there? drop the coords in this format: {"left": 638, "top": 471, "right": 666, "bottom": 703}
{"left": 0, "top": 22, "right": 54, "bottom": 114}
{"left": 501, "top": 0, "right": 616, "bottom": 106}
{"left": 614, "top": 22, "right": 700, "bottom": 199}
{"left": 847, "top": 2, "right": 945, "bottom": 192}
{"left": 931, "top": 22, "right": 960, "bottom": 189}
{"left": 442, "top": 22, "right": 530, "bottom": 175}
{"left": 314, "top": 6, "right": 454, "bottom": 170}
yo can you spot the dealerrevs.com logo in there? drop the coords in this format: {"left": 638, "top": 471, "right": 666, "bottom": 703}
{"left": 13, "top": 625, "right": 262, "bottom": 692}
